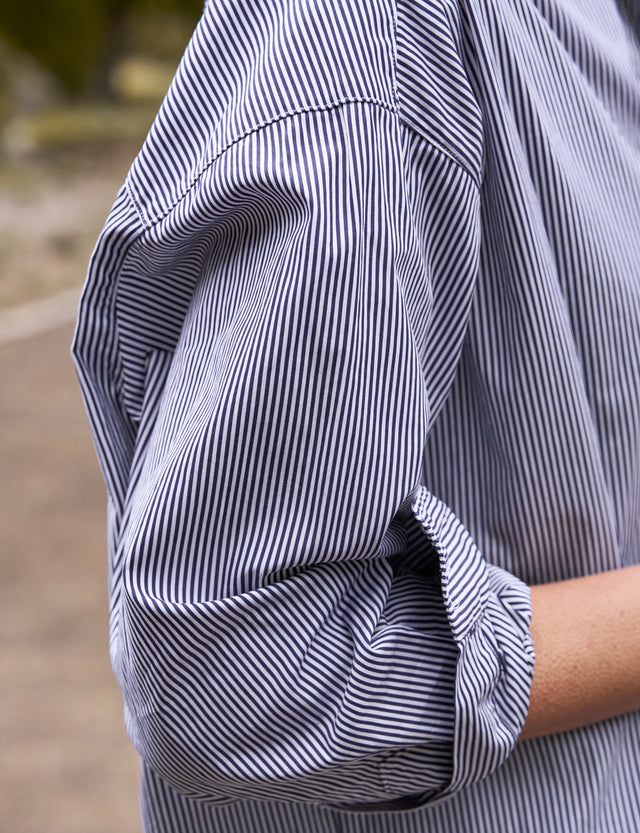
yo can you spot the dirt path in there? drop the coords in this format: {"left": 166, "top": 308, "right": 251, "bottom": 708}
{"left": 0, "top": 276, "right": 141, "bottom": 829}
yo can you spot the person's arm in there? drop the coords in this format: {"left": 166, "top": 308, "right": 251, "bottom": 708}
{"left": 520, "top": 564, "right": 640, "bottom": 740}
{"left": 73, "top": 109, "right": 535, "bottom": 808}
{"left": 73, "top": 0, "right": 533, "bottom": 810}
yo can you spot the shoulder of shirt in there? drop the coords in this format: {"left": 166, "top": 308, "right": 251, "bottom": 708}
{"left": 126, "top": 0, "right": 483, "bottom": 227}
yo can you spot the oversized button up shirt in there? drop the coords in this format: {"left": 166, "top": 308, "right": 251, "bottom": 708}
{"left": 73, "top": 0, "right": 640, "bottom": 830}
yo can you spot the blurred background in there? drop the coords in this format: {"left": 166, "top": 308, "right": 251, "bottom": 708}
{"left": 0, "top": 2, "right": 203, "bottom": 830}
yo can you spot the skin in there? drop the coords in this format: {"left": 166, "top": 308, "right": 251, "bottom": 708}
{"left": 519, "top": 563, "right": 640, "bottom": 740}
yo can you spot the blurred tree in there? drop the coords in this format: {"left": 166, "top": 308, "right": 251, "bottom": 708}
{"left": 0, "top": 1, "right": 107, "bottom": 93}
{"left": 0, "top": 0, "right": 204, "bottom": 94}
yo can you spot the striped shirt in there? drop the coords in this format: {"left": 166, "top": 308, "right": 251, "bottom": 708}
{"left": 72, "top": 0, "right": 640, "bottom": 830}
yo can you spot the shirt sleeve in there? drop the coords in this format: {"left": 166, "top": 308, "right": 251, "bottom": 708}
{"left": 73, "top": 99, "right": 534, "bottom": 809}
{"left": 72, "top": 3, "right": 534, "bottom": 812}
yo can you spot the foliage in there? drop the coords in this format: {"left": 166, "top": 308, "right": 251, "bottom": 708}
{"left": 0, "top": 0, "right": 204, "bottom": 93}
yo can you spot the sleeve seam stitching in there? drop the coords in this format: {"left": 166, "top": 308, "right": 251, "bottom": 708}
{"left": 126, "top": 96, "right": 398, "bottom": 230}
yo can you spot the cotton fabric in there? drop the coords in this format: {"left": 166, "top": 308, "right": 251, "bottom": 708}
{"left": 73, "top": 0, "right": 640, "bottom": 830}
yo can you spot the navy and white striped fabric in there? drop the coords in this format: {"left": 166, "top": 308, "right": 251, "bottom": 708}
{"left": 73, "top": 0, "right": 640, "bottom": 830}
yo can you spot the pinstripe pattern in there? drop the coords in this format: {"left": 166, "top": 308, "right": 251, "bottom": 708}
{"left": 73, "top": 0, "right": 640, "bottom": 830}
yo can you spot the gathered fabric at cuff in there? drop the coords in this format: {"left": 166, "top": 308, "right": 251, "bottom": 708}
{"left": 411, "top": 486, "right": 535, "bottom": 799}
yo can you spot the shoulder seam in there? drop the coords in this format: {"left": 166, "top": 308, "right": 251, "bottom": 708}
{"left": 127, "top": 96, "right": 398, "bottom": 230}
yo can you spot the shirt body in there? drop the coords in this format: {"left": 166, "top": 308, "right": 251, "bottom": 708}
{"left": 73, "top": 0, "right": 640, "bottom": 830}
